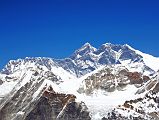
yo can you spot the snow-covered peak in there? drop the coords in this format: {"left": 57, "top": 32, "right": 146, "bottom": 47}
{"left": 77, "top": 42, "right": 96, "bottom": 52}
{"left": 1, "top": 57, "right": 56, "bottom": 74}
{"left": 54, "top": 43, "right": 157, "bottom": 77}
{"left": 70, "top": 42, "right": 96, "bottom": 59}
{"left": 1, "top": 57, "right": 76, "bottom": 83}
{"left": 82, "top": 42, "right": 92, "bottom": 48}
{"left": 101, "top": 43, "right": 122, "bottom": 48}
{"left": 1, "top": 43, "right": 159, "bottom": 78}
{"left": 125, "top": 44, "right": 159, "bottom": 71}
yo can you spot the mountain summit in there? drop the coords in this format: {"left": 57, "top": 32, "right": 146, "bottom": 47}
{"left": 55, "top": 43, "right": 158, "bottom": 77}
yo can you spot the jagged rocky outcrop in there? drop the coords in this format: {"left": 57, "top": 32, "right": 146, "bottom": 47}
{"left": 25, "top": 87, "right": 91, "bottom": 120}
{"left": 78, "top": 65, "right": 150, "bottom": 95}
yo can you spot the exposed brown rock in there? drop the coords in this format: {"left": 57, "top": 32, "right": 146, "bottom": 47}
{"left": 143, "top": 75, "right": 150, "bottom": 81}
{"left": 126, "top": 72, "right": 147, "bottom": 84}
{"left": 42, "top": 87, "right": 76, "bottom": 107}
{"left": 146, "top": 80, "right": 157, "bottom": 91}
{"left": 25, "top": 89, "right": 89, "bottom": 120}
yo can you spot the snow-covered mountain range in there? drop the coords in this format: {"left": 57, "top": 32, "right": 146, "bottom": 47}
{"left": 0, "top": 43, "right": 159, "bottom": 120}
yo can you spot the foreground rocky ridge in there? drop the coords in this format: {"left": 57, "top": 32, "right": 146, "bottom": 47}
{"left": 25, "top": 86, "right": 90, "bottom": 120}
{"left": 0, "top": 64, "right": 90, "bottom": 120}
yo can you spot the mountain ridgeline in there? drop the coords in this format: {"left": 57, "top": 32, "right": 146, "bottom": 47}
{"left": 2, "top": 43, "right": 155, "bottom": 77}
{"left": 0, "top": 43, "right": 159, "bottom": 120}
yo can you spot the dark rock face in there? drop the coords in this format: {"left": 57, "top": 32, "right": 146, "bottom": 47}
{"left": 25, "top": 88, "right": 91, "bottom": 120}
{"left": 57, "top": 102, "right": 91, "bottom": 120}
{"left": 153, "top": 82, "right": 159, "bottom": 93}
{"left": 0, "top": 79, "right": 90, "bottom": 120}
{"left": 0, "top": 80, "right": 3, "bottom": 85}
{"left": 25, "top": 97, "right": 90, "bottom": 120}
{"left": 0, "top": 78, "right": 45, "bottom": 120}
{"left": 25, "top": 97, "right": 56, "bottom": 120}
{"left": 126, "top": 72, "right": 146, "bottom": 84}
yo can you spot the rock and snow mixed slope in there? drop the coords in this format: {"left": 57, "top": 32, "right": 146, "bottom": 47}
{"left": 77, "top": 64, "right": 159, "bottom": 119}
{"left": 55, "top": 43, "right": 157, "bottom": 77}
{"left": 0, "top": 43, "right": 159, "bottom": 120}
{"left": 0, "top": 60, "right": 90, "bottom": 120}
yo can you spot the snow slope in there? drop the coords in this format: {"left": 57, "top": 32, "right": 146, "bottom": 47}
{"left": 126, "top": 44, "right": 159, "bottom": 71}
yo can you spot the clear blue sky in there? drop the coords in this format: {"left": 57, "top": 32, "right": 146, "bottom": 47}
{"left": 0, "top": 0, "right": 159, "bottom": 69}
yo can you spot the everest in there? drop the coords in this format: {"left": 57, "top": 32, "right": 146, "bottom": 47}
{"left": 0, "top": 43, "right": 159, "bottom": 120}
